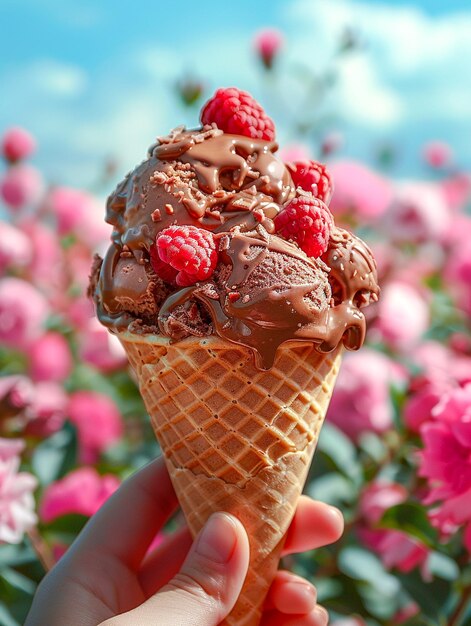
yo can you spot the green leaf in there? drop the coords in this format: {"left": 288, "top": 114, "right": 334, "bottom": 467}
{"left": 1, "top": 568, "right": 36, "bottom": 595}
{"left": 379, "top": 503, "right": 439, "bottom": 547}
{"left": 428, "top": 551, "right": 460, "bottom": 581}
{"left": 398, "top": 570, "right": 451, "bottom": 621}
{"left": 31, "top": 423, "right": 78, "bottom": 485}
{"left": 0, "top": 544, "right": 36, "bottom": 570}
{"left": 317, "top": 422, "right": 362, "bottom": 485}
{"left": 307, "top": 472, "right": 359, "bottom": 507}
{"left": 312, "top": 577, "right": 343, "bottom": 602}
{"left": 0, "top": 602, "right": 21, "bottom": 626}
{"left": 338, "top": 547, "right": 400, "bottom": 597}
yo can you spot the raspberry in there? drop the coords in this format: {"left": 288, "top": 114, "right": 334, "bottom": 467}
{"left": 200, "top": 87, "right": 276, "bottom": 141}
{"left": 274, "top": 195, "right": 334, "bottom": 258}
{"left": 150, "top": 225, "right": 218, "bottom": 287}
{"left": 288, "top": 161, "right": 333, "bottom": 204}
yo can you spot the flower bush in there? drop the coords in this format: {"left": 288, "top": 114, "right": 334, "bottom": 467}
{"left": 1, "top": 31, "right": 471, "bottom": 626}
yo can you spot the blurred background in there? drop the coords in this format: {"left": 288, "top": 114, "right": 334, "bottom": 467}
{"left": 1, "top": 1, "right": 470, "bottom": 625}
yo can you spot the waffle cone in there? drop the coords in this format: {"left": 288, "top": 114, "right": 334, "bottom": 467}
{"left": 118, "top": 332, "right": 342, "bottom": 626}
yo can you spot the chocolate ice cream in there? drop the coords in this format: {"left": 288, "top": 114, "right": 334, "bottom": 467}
{"left": 91, "top": 114, "right": 379, "bottom": 369}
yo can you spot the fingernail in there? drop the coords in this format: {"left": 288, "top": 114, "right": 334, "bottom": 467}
{"left": 286, "top": 580, "right": 317, "bottom": 610}
{"left": 195, "top": 513, "right": 238, "bottom": 564}
{"left": 314, "top": 605, "right": 329, "bottom": 626}
{"left": 328, "top": 505, "right": 343, "bottom": 522}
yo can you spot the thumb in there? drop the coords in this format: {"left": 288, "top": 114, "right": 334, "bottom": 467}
{"left": 102, "top": 512, "right": 250, "bottom": 626}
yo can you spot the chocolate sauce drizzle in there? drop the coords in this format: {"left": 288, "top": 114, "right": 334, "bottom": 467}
{"left": 94, "top": 127, "right": 379, "bottom": 369}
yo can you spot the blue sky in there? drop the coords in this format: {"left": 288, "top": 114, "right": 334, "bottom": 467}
{"left": 1, "top": 0, "right": 470, "bottom": 188}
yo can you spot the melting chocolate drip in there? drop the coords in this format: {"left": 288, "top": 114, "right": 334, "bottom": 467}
{"left": 93, "top": 127, "right": 380, "bottom": 369}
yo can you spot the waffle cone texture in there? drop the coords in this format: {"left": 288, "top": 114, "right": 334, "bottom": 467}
{"left": 118, "top": 332, "right": 342, "bottom": 626}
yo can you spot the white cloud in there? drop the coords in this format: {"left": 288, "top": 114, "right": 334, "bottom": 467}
{"left": 286, "top": 0, "right": 471, "bottom": 128}
{"left": 2, "top": 59, "right": 88, "bottom": 99}
{"left": 1, "top": 0, "right": 470, "bottom": 188}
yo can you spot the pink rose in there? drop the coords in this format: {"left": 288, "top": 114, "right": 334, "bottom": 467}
{"left": 278, "top": 144, "right": 312, "bottom": 163}
{"left": 0, "top": 375, "right": 34, "bottom": 418}
{"left": 0, "top": 437, "right": 37, "bottom": 543}
{"left": 360, "top": 481, "right": 407, "bottom": 524}
{"left": 29, "top": 332, "right": 72, "bottom": 383}
{"left": 358, "top": 481, "right": 429, "bottom": 573}
{"left": 0, "top": 220, "right": 32, "bottom": 272}
{"left": 1, "top": 127, "right": 36, "bottom": 163}
{"left": 404, "top": 382, "right": 447, "bottom": 433}
{"left": 25, "top": 382, "right": 68, "bottom": 437}
{"left": 445, "top": 239, "right": 471, "bottom": 316}
{"left": 20, "top": 219, "right": 64, "bottom": 293}
{"left": 0, "top": 164, "right": 42, "bottom": 209}
{"left": 67, "top": 391, "right": 123, "bottom": 463}
{"left": 372, "top": 281, "right": 429, "bottom": 352}
{"left": 328, "top": 349, "right": 397, "bottom": 441}
{"left": 253, "top": 28, "right": 284, "bottom": 70}
{"left": 321, "top": 132, "right": 343, "bottom": 157}
{"left": 393, "top": 603, "right": 420, "bottom": 624}
{"left": 364, "top": 530, "right": 428, "bottom": 573}
{"left": 328, "top": 160, "right": 393, "bottom": 222}
{"left": 48, "top": 187, "right": 101, "bottom": 238}
{"left": 422, "top": 141, "right": 453, "bottom": 169}
{"left": 78, "top": 318, "right": 127, "bottom": 371}
{"left": 0, "top": 277, "right": 49, "bottom": 350}
{"left": 419, "top": 385, "right": 471, "bottom": 550}
{"left": 441, "top": 173, "right": 471, "bottom": 212}
{"left": 39, "top": 467, "right": 120, "bottom": 523}
{"left": 385, "top": 182, "right": 450, "bottom": 244}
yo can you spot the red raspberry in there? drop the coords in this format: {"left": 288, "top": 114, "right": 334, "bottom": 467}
{"left": 288, "top": 161, "right": 334, "bottom": 204}
{"left": 274, "top": 195, "right": 334, "bottom": 258}
{"left": 150, "top": 225, "right": 218, "bottom": 287}
{"left": 200, "top": 87, "right": 276, "bottom": 141}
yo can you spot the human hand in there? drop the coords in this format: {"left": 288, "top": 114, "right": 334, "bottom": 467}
{"left": 25, "top": 457, "right": 343, "bottom": 626}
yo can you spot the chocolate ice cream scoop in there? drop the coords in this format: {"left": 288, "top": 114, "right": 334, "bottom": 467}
{"left": 91, "top": 124, "right": 379, "bottom": 369}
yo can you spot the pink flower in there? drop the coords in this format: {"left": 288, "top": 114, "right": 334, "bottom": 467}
{"left": 0, "top": 277, "right": 49, "bottom": 350}
{"left": 47, "top": 187, "right": 101, "bottom": 238}
{"left": 328, "top": 160, "right": 393, "bottom": 222}
{"left": 331, "top": 620, "right": 366, "bottom": 626}
{"left": 404, "top": 382, "right": 447, "bottom": 433}
{"left": 39, "top": 467, "right": 120, "bottom": 523}
{"left": 67, "top": 391, "right": 123, "bottom": 463}
{"left": 278, "top": 143, "right": 312, "bottom": 163}
{"left": 0, "top": 164, "right": 42, "bottom": 209}
{"left": 372, "top": 281, "right": 429, "bottom": 352}
{"left": 321, "top": 132, "right": 343, "bottom": 157}
{"left": 1, "top": 127, "right": 36, "bottom": 163}
{"left": 446, "top": 239, "right": 471, "bottom": 286}
{"left": 78, "top": 318, "right": 127, "bottom": 371}
{"left": 385, "top": 182, "right": 451, "bottom": 244}
{"left": 0, "top": 220, "right": 32, "bottom": 272}
{"left": 20, "top": 219, "right": 64, "bottom": 293}
{"left": 419, "top": 385, "right": 471, "bottom": 549}
{"left": 441, "top": 173, "right": 471, "bottom": 212}
{"left": 393, "top": 603, "right": 420, "bottom": 624}
{"left": 360, "top": 481, "right": 407, "bottom": 524}
{"left": 0, "top": 437, "right": 37, "bottom": 543}
{"left": 29, "top": 332, "right": 72, "bottom": 383}
{"left": 328, "top": 349, "right": 397, "bottom": 441}
{"left": 25, "top": 382, "right": 68, "bottom": 437}
{"left": 445, "top": 239, "right": 471, "bottom": 316}
{"left": 422, "top": 141, "right": 453, "bottom": 169}
{"left": 0, "top": 375, "right": 34, "bottom": 418}
{"left": 368, "top": 530, "right": 428, "bottom": 573}
{"left": 253, "top": 28, "right": 284, "bottom": 70}
{"left": 358, "top": 481, "right": 429, "bottom": 573}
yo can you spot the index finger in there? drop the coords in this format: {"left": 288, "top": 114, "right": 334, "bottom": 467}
{"left": 71, "top": 456, "right": 178, "bottom": 570}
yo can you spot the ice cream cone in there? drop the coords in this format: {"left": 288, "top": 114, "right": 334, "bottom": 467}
{"left": 118, "top": 331, "right": 342, "bottom": 626}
